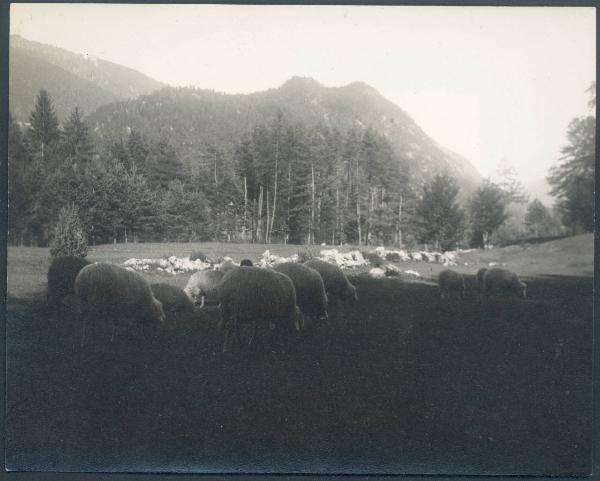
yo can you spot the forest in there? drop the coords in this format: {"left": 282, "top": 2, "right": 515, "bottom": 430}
{"left": 8, "top": 89, "right": 593, "bottom": 251}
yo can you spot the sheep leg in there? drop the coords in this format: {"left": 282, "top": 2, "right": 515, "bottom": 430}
{"left": 199, "top": 295, "right": 205, "bottom": 309}
{"left": 110, "top": 321, "right": 117, "bottom": 342}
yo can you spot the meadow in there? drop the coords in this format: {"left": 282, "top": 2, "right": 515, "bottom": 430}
{"left": 4, "top": 235, "right": 594, "bottom": 475}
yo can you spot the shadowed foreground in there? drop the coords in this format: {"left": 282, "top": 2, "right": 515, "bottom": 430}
{"left": 5, "top": 274, "right": 592, "bottom": 475}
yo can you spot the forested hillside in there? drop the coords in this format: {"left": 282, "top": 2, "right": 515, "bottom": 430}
{"left": 87, "top": 77, "right": 482, "bottom": 193}
{"left": 9, "top": 35, "right": 164, "bottom": 123}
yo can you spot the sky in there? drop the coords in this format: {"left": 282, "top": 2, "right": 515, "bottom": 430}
{"left": 10, "top": 4, "right": 596, "bottom": 202}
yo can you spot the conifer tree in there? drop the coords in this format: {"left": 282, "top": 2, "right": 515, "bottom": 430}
{"left": 416, "top": 172, "right": 465, "bottom": 251}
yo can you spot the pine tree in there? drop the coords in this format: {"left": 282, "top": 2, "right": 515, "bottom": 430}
{"left": 547, "top": 115, "right": 595, "bottom": 233}
{"left": 416, "top": 173, "right": 465, "bottom": 251}
{"left": 468, "top": 180, "right": 508, "bottom": 247}
{"left": 147, "top": 139, "right": 183, "bottom": 189}
{"left": 8, "top": 114, "right": 31, "bottom": 244}
{"left": 127, "top": 129, "right": 149, "bottom": 173}
{"left": 28, "top": 90, "right": 61, "bottom": 165}
{"left": 525, "top": 199, "right": 558, "bottom": 238}
{"left": 62, "top": 107, "right": 93, "bottom": 165}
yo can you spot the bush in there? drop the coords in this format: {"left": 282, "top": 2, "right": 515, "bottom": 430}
{"left": 298, "top": 247, "right": 319, "bottom": 263}
{"left": 367, "top": 252, "right": 383, "bottom": 267}
{"left": 190, "top": 250, "right": 210, "bottom": 262}
{"left": 50, "top": 204, "right": 88, "bottom": 258}
{"left": 385, "top": 252, "right": 401, "bottom": 262}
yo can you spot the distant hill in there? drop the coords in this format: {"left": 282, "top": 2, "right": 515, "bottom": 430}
{"left": 87, "top": 76, "right": 482, "bottom": 192}
{"left": 9, "top": 35, "right": 165, "bottom": 123}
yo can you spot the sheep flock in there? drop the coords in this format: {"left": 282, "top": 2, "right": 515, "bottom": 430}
{"left": 47, "top": 245, "right": 529, "bottom": 353}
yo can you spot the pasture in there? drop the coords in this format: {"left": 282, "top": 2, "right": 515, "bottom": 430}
{"left": 5, "top": 235, "right": 594, "bottom": 475}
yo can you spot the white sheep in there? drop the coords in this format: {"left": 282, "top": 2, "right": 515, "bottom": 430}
{"left": 184, "top": 269, "right": 225, "bottom": 308}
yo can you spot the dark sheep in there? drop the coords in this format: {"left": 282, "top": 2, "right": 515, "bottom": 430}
{"left": 184, "top": 270, "right": 225, "bottom": 307}
{"left": 151, "top": 283, "right": 194, "bottom": 320}
{"left": 304, "top": 259, "right": 358, "bottom": 302}
{"left": 219, "top": 266, "right": 302, "bottom": 353}
{"left": 272, "top": 262, "right": 328, "bottom": 326}
{"left": 438, "top": 269, "right": 466, "bottom": 300}
{"left": 240, "top": 259, "right": 254, "bottom": 267}
{"left": 483, "top": 268, "right": 527, "bottom": 299}
{"left": 47, "top": 255, "right": 92, "bottom": 311}
{"left": 74, "top": 263, "right": 166, "bottom": 346}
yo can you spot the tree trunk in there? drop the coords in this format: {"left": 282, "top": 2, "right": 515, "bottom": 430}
{"left": 286, "top": 164, "right": 292, "bottom": 244}
{"left": 266, "top": 188, "right": 270, "bottom": 243}
{"left": 310, "top": 162, "right": 315, "bottom": 245}
{"left": 243, "top": 175, "right": 248, "bottom": 241}
{"left": 269, "top": 139, "right": 279, "bottom": 244}
{"left": 335, "top": 187, "right": 340, "bottom": 246}
{"left": 397, "top": 195, "right": 403, "bottom": 247}
{"left": 257, "top": 186, "right": 263, "bottom": 242}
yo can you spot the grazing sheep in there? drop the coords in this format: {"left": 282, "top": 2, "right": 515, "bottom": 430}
{"left": 74, "top": 263, "right": 166, "bottom": 346}
{"left": 304, "top": 258, "right": 358, "bottom": 302}
{"left": 151, "top": 283, "right": 194, "bottom": 320}
{"left": 240, "top": 259, "right": 254, "bottom": 267}
{"left": 272, "top": 262, "right": 328, "bottom": 326}
{"left": 47, "top": 255, "right": 92, "bottom": 311}
{"left": 483, "top": 268, "right": 527, "bottom": 299}
{"left": 476, "top": 268, "right": 488, "bottom": 290}
{"left": 219, "top": 266, "right": 302, "bottom": 353}
{"left": 438, "top": 269, "right": 466, "bottom": 300}
{"left": 184, "top": 269, "right": 225, "bottom": 308}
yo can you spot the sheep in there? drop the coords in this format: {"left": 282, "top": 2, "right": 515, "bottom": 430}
{"left": 476, "top": 267, "right": 488, "bottom": 290}
{"left": 240, "top": 259, "right": 254, "bottom": 267}
{"left": 272, "top": 262, "right": 328, "bottom": 327}
{"left": 482, "top": 268, "right": 527, "bottom": 299}
{"left": 151, "top": 283, "right": 194, "bottom": 320}
{"left": 438, "top": 269, "right": 466, "bottom": 300}
{"left": 74, "top": 263, "right": 166, "bottom": 347}
{"left": 184, "top": 269, "right": 225, "bottom": 308}
{"left": 46, "top": 255, "right": 92, "bottom": 312}
{"left": 304, "top": 258, "right": 358, "bottom": 302}
{"left": 218, "top": 260, "right": 238, "bottom": 274}
{"left": 219, "top": 266, "right": 302, "bottom": 353}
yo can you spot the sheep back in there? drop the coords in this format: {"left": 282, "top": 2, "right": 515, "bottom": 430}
{"left": 219, "top": 267, "right": 301, "bottom": 351}
{"left": 75, "top": 263, "right": 166, "bottom": 325}
{"left": 438, "top": 269, "right": 466, "bottom": 300}
{"left": 304, "top": 259, "right": 358, "bottom": 302}
{"left": 483, "top": 268, "right": 527, "bottom": 298}
{"left": 273, "top": 262, "right": 328, "bottom": 321}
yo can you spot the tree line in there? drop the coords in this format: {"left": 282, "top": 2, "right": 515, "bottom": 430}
{"left": 8, "top": 88, "right": 593, "bottom": 251}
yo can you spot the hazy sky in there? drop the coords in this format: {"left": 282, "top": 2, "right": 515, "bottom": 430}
{"left": 11, "top": 4, "right": 596, "bottom": 200}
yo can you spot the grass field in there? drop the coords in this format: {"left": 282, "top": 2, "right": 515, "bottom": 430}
{"left": 4, "top": 234, "right": 594, "bottom": 475}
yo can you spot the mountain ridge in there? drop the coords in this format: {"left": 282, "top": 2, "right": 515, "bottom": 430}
{"left": 9, "top": 34, "right": 165, "bottom": 122}
{"left": 87, "top": 77, "right": 481, "bottom": 192}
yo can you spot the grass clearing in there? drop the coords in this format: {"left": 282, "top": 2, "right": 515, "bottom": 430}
{"left": 5, "top": 235, "right": 593, "bottom": 475}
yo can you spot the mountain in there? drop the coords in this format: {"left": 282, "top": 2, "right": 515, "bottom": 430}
{"left": 87, "top": 76, "right": 482, "bottom": 192}
{"left": 9, "top": 35, "right": 165, "bottom": 123}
